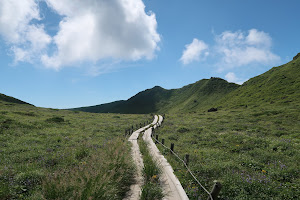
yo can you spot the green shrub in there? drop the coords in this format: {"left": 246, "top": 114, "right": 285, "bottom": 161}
{"left": 45, "top": 116, "right": 65, "bottom": 123}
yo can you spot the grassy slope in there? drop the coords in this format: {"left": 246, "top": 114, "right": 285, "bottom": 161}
{"left": 216, "top": 54, "right": 300, "bottom": 109}
{"left": 0, "top": 100, "right": 151, "bottom": 199}
{"left": 163, "top": 78, "right": 239, "bottom": 113}
{"left": 73, "top": 78, "right": 239, "bottom": 114}
{"left": 156, "top": 110, "right": 299, "bottom": 199}
{"left": 153, "top": 56, "right": 300, "bottom": 199}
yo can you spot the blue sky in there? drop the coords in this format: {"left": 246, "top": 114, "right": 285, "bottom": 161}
{"left": 0, "top": 0, "right": 299, "bottom": 108}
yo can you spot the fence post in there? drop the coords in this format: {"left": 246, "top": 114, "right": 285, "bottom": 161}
{"left": 207, "top": 181, "right": 222, "bottom": 200}
{"left": 155, "top": 135, "right": 158, "bottom": 143}
{"left": 184, "top": 154, "right": 189, "bottom": 166}
{"left": 170, "top": 143, "right": 174, "bottom": 153}
{"left": 162, "top": 139, "right": 165, "bottom": 145}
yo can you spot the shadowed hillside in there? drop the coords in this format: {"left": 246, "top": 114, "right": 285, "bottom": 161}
{"left": 0, "top": 93, "right": 32, "bottom": 106}
{"left": 73, "top": 78, "right": 239, "bottom": 114}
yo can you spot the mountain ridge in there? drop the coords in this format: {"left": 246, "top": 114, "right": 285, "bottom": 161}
{"left": 72, "top": 53, "right": 300, "bottom": 114}
{"left": 72, "top": 77, "right": 239, "bottom": 114}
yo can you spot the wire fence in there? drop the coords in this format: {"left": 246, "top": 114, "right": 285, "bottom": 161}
{"left": 152, "top": 120, "right": 214, "bottom": 200}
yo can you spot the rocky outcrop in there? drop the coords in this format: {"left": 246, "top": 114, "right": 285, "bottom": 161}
{"left": 293, "top": 53, "right": 300, "bottom": 60}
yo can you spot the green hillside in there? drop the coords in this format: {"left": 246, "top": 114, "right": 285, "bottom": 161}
{"left": 73, "top": 78, "right": 239, "bottom": 114}
{"left": 217, "top": 53, "right": 300, "bottom": 109}
{"left": 162, "top": 78, "right": 239, "bottom": 113}
{"left": 0, "top": 93, "right": 32, "bottom": 105}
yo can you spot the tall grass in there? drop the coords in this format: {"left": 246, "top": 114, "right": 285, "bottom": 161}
{"left": 0, "top": 102, "right": 150, "bottom": 199}
{"left": 42, "top": 138, "right": 135, "bottom": 200}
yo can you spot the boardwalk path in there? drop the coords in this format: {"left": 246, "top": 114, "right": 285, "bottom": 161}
{"left": 125, "top": 115, "right": 188, "bottom": 200}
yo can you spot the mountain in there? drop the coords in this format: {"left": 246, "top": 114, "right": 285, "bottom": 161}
{"left": 73, "top": 53, "right": 300, "bottom": 114}
{"left": 0, "top": 93, "right": 32, "bottom": 105}
{"left": 216, "top": 53, "right": 300, "bottom": 109}
{"left": 72, "top": 78, "right": 239, "bottom": 114}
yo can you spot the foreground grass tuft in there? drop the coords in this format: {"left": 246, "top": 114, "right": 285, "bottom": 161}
{"left": 42, "top": 138, "right": 135, "bottom": 200}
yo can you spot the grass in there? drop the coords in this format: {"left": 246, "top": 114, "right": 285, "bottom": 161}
{"left": 155, "top": 106, "right": 300, "bottom": 199}
{"left": 42, "top": 138, "right": 135, "bottom": 199}
{"left": 0, "top": 101, "right": 151, "bottom": 199}
{"left": 138, "top": 132, "right": 163, "bottom": 200}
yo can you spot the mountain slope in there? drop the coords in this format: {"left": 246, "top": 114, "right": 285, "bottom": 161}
{"left": 217, "top": 53, "right": 300, "bottom": 109}
{"left": 0, "top": 93, "right": 32, "bottom": 105}
{"left": 73, "top": 78, "right": 239, "bottom": 114}
{"left": 73, "top": 86, "right": 173, "bottom": 114}
{"left": 162, "top": 78, "right": 239, "bottom": 113}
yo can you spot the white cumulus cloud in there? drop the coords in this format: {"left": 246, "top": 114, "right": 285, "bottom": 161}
{"left": 0, "top": 0, "right": 51, "bottom": 63}
{"left": 180, "top": 38, "right": 209, "bottom": 65}
{"left": 42, "top": 0, "right": 160, "bottom": 69}
{"left": 215, "top": 29, "right": 280, "bottom": 71}
{"left": 0, "top": 0, "right": 160, "bottom": 71}
{"left": 0, "top": 0, "right": 40, "bottom": 43}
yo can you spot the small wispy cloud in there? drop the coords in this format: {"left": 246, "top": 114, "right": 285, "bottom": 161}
{"left": 215, "top": 29, "right": 280, "bottom": 71}
{"left": 180, "top": 38, "right": 209, "bottom": 65}
{"left": 180, "top": 29, "right": 280, "bottom": 70}
{"left": 225, "top": 72, "right": 246, "bottom": 85}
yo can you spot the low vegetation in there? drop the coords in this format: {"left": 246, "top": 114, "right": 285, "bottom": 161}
{"left": 138, "top": 133, "right": 163, "bottom": 200}
{"left": 0, "top": 102, "right": 150, "bottom": 199}
{"left": 155, "top": 106, "right": 300, "bottom": 199}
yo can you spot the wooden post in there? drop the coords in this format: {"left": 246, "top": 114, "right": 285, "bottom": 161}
{"left": 207, "top": 181, "right": 222, "bottom": 200}
{"left": 170, "top": 143, "right": 174, "bottom": 153}
{"left": 162, "top": 139, "right": 165, "bottom": 145}
{"left": 184, "top": 154, "right": 190, "bottom": 166}
{"left": 155, "top": 135, "right": 158, "bottom": 144}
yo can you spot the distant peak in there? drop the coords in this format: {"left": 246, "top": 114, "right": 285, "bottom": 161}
{"left": 209, "top": 77, "right": 227, "bottom": 82}
{"left": 152, "top": 86, "right": 164, "bottom": 90}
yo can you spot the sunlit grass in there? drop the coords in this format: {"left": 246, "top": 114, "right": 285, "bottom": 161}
{"left": 0, "top": 102, "right": 150, "bottom": 199}
{"left": 155, "top": 106, "right": 300, "bottom": 199}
